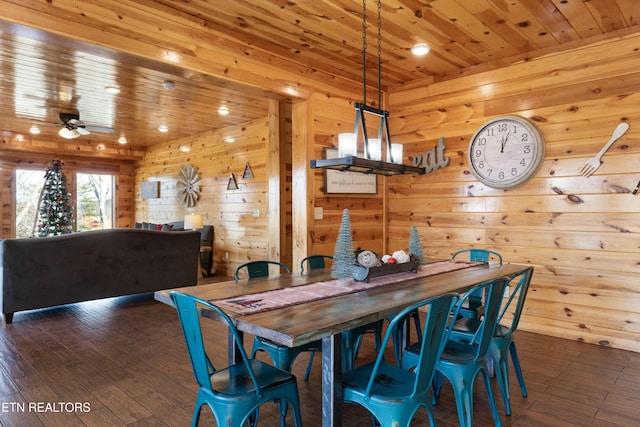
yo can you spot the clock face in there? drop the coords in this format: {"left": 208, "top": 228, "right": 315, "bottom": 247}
{"left": 467, "top": 115, "right": 545, "bottom": 189}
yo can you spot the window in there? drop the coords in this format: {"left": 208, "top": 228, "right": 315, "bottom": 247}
{"left": 76, "top": 173, "right": 115, "bottom": 231}
{"left": 15, "top": 169, "right": 115, "bottom": 237}
{"left": 15, "top": 170, "right": 45, "bottom": 238}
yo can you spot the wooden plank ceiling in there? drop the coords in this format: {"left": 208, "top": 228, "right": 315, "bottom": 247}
{"left": 0, "top": 0, "right": 637, "bottom": 157}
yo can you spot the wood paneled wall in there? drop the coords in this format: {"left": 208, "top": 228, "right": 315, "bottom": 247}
{"left": 134, "top": 111, "right": 292, "bottom": 277}
{"left": 385, "top": 33, "right": 640, "bottom": 352}
{"left": 0, "top": 152, "right": 134, "bottom": 238}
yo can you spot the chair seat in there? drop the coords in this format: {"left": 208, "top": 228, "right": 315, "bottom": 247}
{"left": 251, "top": 336, "right": 320, "bottom": 380}
{"left": 343, "top": 362, "right": 419, "bottom": 400}
{"left": 406, "top": 339, "right": 477, "bottom": 365}
{"left": 211, "top": 359, "right": 297, "bottom": 395}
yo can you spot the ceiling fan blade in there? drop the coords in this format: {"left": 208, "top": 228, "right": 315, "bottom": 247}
{"left": 76, "top": 127, "right": 91, "bottom": 135}
{"left": 84, "top": 125, "right": 115, "bottom": 133}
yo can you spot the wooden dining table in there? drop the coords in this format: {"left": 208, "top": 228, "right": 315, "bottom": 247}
{"left": 155, "top": 260, "right": 529, "bottom": 427}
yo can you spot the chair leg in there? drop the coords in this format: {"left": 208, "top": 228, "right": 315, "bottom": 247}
{"left": 304, "top": 350, "right": 316, "bottom": 380}
{"left": 509, "top": 342, "right": 528, "bottom": 397}
{"left": 277, "top": 399, "right": 288, "bottom": 427}
{"left": 492, "top": 347, "right": 511, "bottom": 416}
{"left": 481, "top": 367, "right": 502, "bottom": 426}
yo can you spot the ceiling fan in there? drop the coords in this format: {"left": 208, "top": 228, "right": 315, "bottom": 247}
{"left": 57, "top": 112, "right": 115, "bottom": 139}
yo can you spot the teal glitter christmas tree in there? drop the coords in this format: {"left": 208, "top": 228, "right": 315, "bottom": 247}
{"left": 408, "top": 225, "right": 425, "bottom": 263}
{"left": 331, "top": 209, "right": 356, "bottom": 282}
{"left": 36, "top": 159, "right": 74, "bottom": 237}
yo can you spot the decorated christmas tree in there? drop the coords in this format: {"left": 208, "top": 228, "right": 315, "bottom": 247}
{"left": 331, "top": 209, "right": 356, "bottom": 282}
{"left": 36, "top": 159, "right": 74, "bottom": 237}
{"left": 408, "top": 225, "right": 425, "bottom": 263}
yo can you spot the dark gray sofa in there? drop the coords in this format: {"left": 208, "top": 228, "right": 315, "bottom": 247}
{"left": 0, "top": 228, "right": 200, "bottom": 323}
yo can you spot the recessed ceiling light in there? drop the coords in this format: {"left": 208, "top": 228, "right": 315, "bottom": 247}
{"left": 179, "top": 145, "right": 190, "bottom": 153}
{"left": 163, "top": 80, "right": 175, "bottom": 90}
{"left": 411, "top": 43, "right": 430, "bottom": 56}
{"left": 217, "top": 106, "right": 230, "bottom": 115}
{"left": 105, "top": 85, "right": 120, "bottom": 94}
{"left": 29, "top": 126, "right": 40, "bottom": 134}
{"left": 118, "top": 136, "right": 127, "bottom": 144}
{"left": 224, "top": 137, "right": 235, "bottom": 143}
{"left": 158, "top": 125, "right": 168, "bottom": 133}
{"left": 15, "top": 134, "right": 24, "bottom": 143}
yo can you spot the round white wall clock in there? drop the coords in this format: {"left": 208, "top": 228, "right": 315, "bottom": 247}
{"left": 467, "top": 115, "right": 545, "bottom": 189}
{"left": 176, "top": 164, "right": 200, "bottom": 207}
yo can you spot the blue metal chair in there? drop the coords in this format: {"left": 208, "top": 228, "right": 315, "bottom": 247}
{"left": 234, "top": 260, "right": 291, "bottom": 281}
{"left": 450, "top": 267, "right": 533, "bottom": 416}
{"left": 402, "top": 277, "right": 509, "bottom": 427}
{"left": 235, "top": 260, "right": 320, "bottom": 381}
{"left": 169, "top": 292, "right": 303, "bottom": 427}
{"left": 342, "top": 293, "right": 458, "bottom": 427}
{"left": 300, "top": 254, "right": 333, "bottom": 274}
{"left": 452, "top": 249, "right": 503, "bottom": 319}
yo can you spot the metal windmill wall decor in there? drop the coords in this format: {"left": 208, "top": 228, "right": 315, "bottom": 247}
{"left": 176, "top": 164, "right": 200, "bottom": 207}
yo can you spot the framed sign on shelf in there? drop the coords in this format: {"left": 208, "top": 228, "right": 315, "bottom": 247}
{"left": 324, "top": 148, "right": 377, "bottom": 194}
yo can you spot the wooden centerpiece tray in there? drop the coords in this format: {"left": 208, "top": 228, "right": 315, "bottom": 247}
{"left": 353, "top": 255, "right": 421, "bottom": 282}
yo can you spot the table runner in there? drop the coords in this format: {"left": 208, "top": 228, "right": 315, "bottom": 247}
{"left": 212, "top": 260, "right": 478, "bottom": 315}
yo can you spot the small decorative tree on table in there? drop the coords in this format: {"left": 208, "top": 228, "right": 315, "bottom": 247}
{"left": 408, "top": 225, "right": 425, "bottom": 264}
{"left": 35, "top": 159, "right": 74, "bottom": 237}
{"left": 331, "top": 208, "right": 356, "bottom": 284}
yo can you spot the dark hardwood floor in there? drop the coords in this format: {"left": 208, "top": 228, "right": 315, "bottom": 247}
{"left": 2, "top": 276, "right": 640, "bottom": 426}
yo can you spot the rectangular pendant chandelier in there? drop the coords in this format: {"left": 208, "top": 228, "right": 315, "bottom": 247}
{"left": 310, "top": 103, "right": 425, "bottom": 176}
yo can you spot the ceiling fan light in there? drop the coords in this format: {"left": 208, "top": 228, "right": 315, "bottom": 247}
{"left": 58, "top": 127, "right": 73, "bottom": 139}
{"left": 217, "top": 106, "right": 229, "bottom": 115}
{"left": 411, "top": 43, "right": 430, "bottom": 56}
{"left": 118, "top": 136, "right": 127, "bottom": 144}
{"left": 29, "top": 126, "right": 40, "bottom": 134}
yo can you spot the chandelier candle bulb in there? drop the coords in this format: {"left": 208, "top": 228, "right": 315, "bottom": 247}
{"left": 367, "top": 138, "right": 382, "bottom": 160}
{"left": 338, "top": 133, "right": 357, "bottom": 157}
{"left": 388, "top": 143, "right": 403, "bottom": 164}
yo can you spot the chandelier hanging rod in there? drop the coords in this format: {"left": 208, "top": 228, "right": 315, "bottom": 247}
{"left": 310, "top": 0, "right": 425, "bottom": 176}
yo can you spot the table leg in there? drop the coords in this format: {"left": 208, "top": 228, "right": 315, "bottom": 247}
{"left": 228, "top": 329, "right": 244, "bottom": 364}
{"left": 322, "top": 333, "right": 342, "bottom": 427}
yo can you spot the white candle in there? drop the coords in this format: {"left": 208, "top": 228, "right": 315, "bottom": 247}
{"left": 387, "top": 143, "right": 403, "bottom": 164}
{"left": 367, "top": 138, "right": 382, "bottom": 160}
{"left": 338, "top": 133, "right": 357, "bottom": 157}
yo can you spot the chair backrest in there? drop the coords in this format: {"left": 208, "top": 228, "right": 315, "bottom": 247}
{"left": 170, "top": 291, "right": 260, "bottom": 395}
{"left": 496, "top": 267, "right": 534, "bottom": 337}
{"left": 234, "top": 261, "right": 291, "bottom": 281}
{"left": 451, "top": 277, "right": 509, "bottom": 362}
{"left": 363, "top": 293, "right": 458, "bottom": 400}
{"left": 452, "top": 248, "right": 503, "bottom": 265}
{"left": 300, "top": 255, "right": 333, "bottom": 274}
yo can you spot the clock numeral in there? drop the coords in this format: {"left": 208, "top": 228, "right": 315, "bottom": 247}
{"left": 512, "top": 168, "right": 518, "bottom": 176}
{"left": 523, "top": 145, "right": 531, "bottom": 154}
{"left": 522, "top": 133, "right": 529, "bottom": 142}
{"left": 478, "top": 161, "right": 485, "bottom": 169}
{"left": 520, "top": 159, "right": 526, "bottom": 167}
{"left": 475, "top": 149, "right": 483, "bottom": 157}
{"left": 497, "top": 123, "right": 508, "bottom": 132}
{"left": 498, "top": 171, "right": 505, "bottom": 179}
